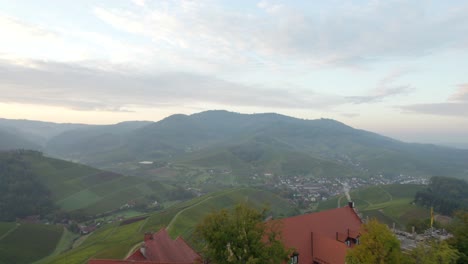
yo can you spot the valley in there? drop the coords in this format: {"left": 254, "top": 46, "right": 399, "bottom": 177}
{"left": 0, "top": 111, "right": 467, "bottom": 263}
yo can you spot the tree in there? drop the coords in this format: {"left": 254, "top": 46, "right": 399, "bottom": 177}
{"left": 448, "top": 210, "right": 468, "bottom": 264}
{"left": 404, "top": 239, "right": 459, "bottom": 264}
{"left": 194, "top": 203, "right": 292, "bottom": 264}
{"left": 346, "top": 219, "right": 402, "bottom": 264}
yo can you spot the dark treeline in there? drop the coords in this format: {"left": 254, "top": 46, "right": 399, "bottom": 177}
{"left": 415, "top": 176, "right": 468, "bottom": 215}
{"left": 0, "top": 150, "right": 55, "bottom": 221}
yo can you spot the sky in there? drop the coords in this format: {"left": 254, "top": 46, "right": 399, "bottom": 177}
{"left": 0, "top": 0, "right": 468, "bottom": 146}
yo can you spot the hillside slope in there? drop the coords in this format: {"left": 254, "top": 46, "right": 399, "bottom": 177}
{"left": 0, "top": 150, "right": 172, "bottom": 218}
{"left": 0, "top": 128, "right": 41, "bottom": 151}
{"left": 44, "top": 110, "right": 468, "bottom": 179}
{"left": 43, "top": 188, "right": 297, "bottom": 264}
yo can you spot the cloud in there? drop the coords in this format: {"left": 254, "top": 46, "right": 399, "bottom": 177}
{"left": 400, "top": 84, "right": 468, "bottom": 117}
{"left": 449, "top": 84, "right": 468, "bottom": 102}
{"left": 341, "top": 113, "right": 360, "bottom": 118}
{"left": 401, "top": 103, "right": 468, "bottom": 117}
{"left": 91, "top": 0, "right": 468, "bottom": 69}
{"left": 131, "top": 0, "right": 146, "bottom": 7}
{"left": 0, "top": 60, "right": 344, "bottom": 112}
{"left": 347, "top": 69, "right": 413, "bottom": 104}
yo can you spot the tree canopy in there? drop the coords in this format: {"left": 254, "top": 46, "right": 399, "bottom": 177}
{"left": 415, "top": 176, "right": 468, "bottom": 215}
{"left": 346, "top": 219, "right": 402, "bottom": 264}
{"left": 0, "top": 151, "right": 54, "bottom": 221}
{"left": 194, "top": 203, "right": 291, "bottom": 264}
{"left": 405, "top": 239, "right": 459, "bottom": 264}
{"left": 448, "top": 211, "right": 468, "bottom": 264}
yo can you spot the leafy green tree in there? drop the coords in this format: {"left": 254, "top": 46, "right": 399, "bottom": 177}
{"left": 404, "top": 239, "right": 459, "bottom": 264}
{"left": 346, "top": 219, "right": 402, "bottom": 264}
{"left": 194, "top": 203, "right": 292, "bottom": 264}
{"left": 448, "top": 211, "right": 468, "bottom": 263}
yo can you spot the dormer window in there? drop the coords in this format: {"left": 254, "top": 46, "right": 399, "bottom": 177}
{"left": 290, "top": 252, "right": 299, "bottom": 264}
{"left": 345, "top": 239, "right": 351, "bottom": 247}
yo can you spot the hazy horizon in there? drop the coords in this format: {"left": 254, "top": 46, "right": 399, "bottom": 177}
{"left": 1, "top": 0, "right": 467, "bottom": 146}
{"left": 1, "top": 109, "right": 467, "bottom": 149}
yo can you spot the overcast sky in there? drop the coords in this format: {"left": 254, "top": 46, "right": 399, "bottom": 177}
{"left": 1, "top": 0, "right": 467, "bottom": 145}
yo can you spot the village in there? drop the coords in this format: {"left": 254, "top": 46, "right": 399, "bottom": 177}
{"left": 258, "top": 172, "right": 428, "bottom": 209}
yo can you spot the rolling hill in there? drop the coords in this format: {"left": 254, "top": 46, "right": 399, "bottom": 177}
{"left": 0, "top": 128, "right": 41, "bottom": 151}
{"left": 0, "top": 150, "right": 175, "bottom": 218}
{"left": 2, "top": 110, "right": 468, "bottom": 182}
{"left": 42, "top": 110, "right": 468, "bottom": 180}
{"left": 0, "top": 118, "right": 88, "bottom": 147}
{"left": 41, "top": 188, "right": 297, "bottom": 264}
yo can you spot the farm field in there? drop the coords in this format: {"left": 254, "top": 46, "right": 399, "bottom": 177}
{"left": 0, "top": 223, "right": 63, "bottom": 264}
{"left": 318, "top": 184, "right": 428, "bottom": 228}
{"left": 44, "top": 187, "right": 296, "bottom": 264}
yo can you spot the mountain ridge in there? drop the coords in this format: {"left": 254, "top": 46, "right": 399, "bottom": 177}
{"left": 2, "top": 110, "right": 468, "bottom": 180}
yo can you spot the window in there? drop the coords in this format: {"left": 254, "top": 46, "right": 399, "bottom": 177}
{"left": 290, "top": 252, "right": 299, "bottom": 264}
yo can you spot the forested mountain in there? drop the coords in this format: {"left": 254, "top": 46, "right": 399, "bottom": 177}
{"left": 0, "top": 118, "right": 88, "bottom": 146}
{"left": 2, "top": 111, "right": 468, "bottom": 179}
{"left": 46, "top": 121, "right": 151, "bottom": 163}
{"left": 0, "top": 128, "right": 41, "bottom": 151}
{"left": 43, "top": 110, "right": 468, "bottom": 179}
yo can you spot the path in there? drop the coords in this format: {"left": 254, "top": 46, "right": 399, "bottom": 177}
{"left": 337, "top": 195, "right": 344, "bottom": 208}
{"left": 0, "top": 223, "right": 20, "bottom": 241}
{"left": 166, "top": 196, "right": 213, "bottom": 231}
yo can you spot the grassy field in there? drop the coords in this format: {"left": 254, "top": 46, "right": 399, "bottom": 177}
{"left": 0, "top": 223, "right": 63, "bottom": 264}
{"left": 35, "top": 227, "right": 80, "bottom": 264}
{"left": 43, "top": 187, "right": 297, "bottom": 264}
{"left": 318, "top": 184, "right": 428, "bottom": 228}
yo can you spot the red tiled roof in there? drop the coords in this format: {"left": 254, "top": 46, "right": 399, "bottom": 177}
{"left": 89, "top": 228, "right": 200, "bottom": 264}
{"left": 277, "top": 206, "right": 361, "bottom": 264}
{"left": 312, "top": 234, "right": 348, "bottom": 264}
{"left": 144, "top": 228, "right": 201, "bottom": 263}
{"left": 126, "top": 249, "right": 147, "bottom": 261}
{"left": 89, "top": 260, "right": 193, "bottom": 264}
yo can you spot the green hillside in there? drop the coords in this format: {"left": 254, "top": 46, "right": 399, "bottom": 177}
{"left": 0, "top": 223, "right": 63, "bottom": 264}
{"left": 0, "top": 128, "right": 41, "bottom": 151}
{"left": 42, "top": 110, "right": 468, "bottom": 180}
{"left": 0, "top": 150, "right": 173, "bottom": 218}
{"left": 318, "top": 184, "right": 428, "bottom": 228}
{"left": 44, "top": 188, "right": 297, "bottom": 264}
{"left": 45, "top": 121, "right": 152, "bottom": 166}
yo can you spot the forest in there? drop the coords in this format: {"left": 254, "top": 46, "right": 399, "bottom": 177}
{"left": 415, "top": 176, "right": 468, "bottom": 215}
{"left": 0, "top": 150, "right": 54, "bottom": 221}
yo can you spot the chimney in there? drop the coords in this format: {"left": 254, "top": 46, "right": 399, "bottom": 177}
{"left": 348, "top": 201, "right": 354, "bottom": 208}
{"left": 144, "top": 232, "right": 153, "bottom": 241}
{"left": 310, "top": 232, "right": 314, "bottom": 257}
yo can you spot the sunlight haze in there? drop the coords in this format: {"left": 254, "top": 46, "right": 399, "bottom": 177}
{"left": 1, "top": 0, "right": 467, "bottom": 146}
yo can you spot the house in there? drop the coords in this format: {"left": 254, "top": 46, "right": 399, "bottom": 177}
{"left": 88, "top": 228, "right": 201, "bottom": 264}
{"left": 278, "top": 202, "right": 362, "bottom": 264}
